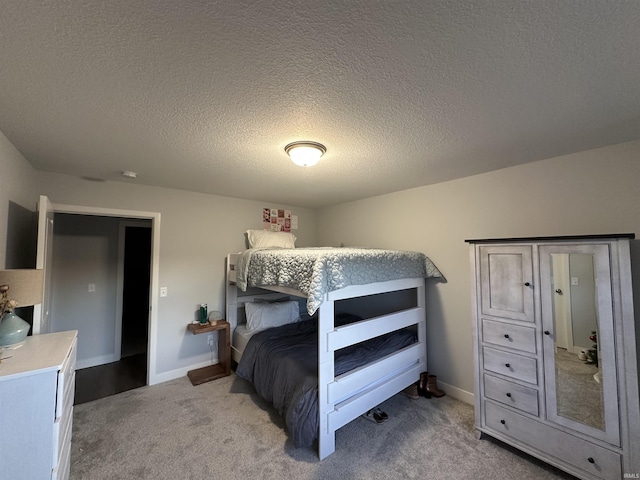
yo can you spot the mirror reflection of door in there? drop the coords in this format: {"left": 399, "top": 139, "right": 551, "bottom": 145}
{"left": 550, "top": 253, "right": 604, "bottom": 431}
{"left": 551, "top": 254, "right": 572, "bottom": 353}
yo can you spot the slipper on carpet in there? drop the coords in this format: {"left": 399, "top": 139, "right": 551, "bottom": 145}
{"left": 362, "top": 408, "right": 389, "bottom": 424}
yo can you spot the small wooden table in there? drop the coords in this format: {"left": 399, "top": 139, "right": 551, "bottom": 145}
{"left": 186, "top": 321, "right": 231, "bottom": 385}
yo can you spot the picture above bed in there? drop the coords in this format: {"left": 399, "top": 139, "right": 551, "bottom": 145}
{"left": 236, "top": 247, "right": 445, "bottom": 315}
{"left": 246, "top": 229, "right": 297, "bottom": 249}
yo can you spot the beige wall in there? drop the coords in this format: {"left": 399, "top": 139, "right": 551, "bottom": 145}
{"left": 316, "top": 140, "right": 640, "bottom": 400}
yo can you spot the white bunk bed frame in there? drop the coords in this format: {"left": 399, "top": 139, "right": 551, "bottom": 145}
{"left": 226, "top": 253, "right": 427, "bottom": 459}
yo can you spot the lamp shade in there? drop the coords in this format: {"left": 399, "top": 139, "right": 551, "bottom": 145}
{"left": 0, "top": 269, "right": 44, "bottom": 307}
{"left": 0, "top": 269, "right": 44, "bottom": 348}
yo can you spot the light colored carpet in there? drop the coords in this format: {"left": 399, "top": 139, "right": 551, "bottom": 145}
{"left": 70, "top": 374, "right": 573, "bottom": 480}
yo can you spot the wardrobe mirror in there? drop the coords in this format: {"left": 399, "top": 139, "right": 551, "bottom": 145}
{"left": 550, "top": 253, "right": 604, "bottom": 431}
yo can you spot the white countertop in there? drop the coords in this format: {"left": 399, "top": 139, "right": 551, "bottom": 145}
{"left": 0, "top": 330, "right": 77, "bottom": 380}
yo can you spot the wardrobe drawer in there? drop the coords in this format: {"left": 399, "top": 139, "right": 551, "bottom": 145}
{"left": 482, "top": 319, "right": 536, "bottom": 353}
{"left": 483, "top": 374, "right": 539, "bottom": 416}
{"left": 485, "top": 402, "right": 621, "bottom": 480}
{"left": 483, "top": 347, "right": 537, "bottom": 385}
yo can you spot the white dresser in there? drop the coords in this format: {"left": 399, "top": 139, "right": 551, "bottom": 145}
{"left": 0, "top": 330, "right": 77, "bottom": 480}
{"left": 468, "top": 235, "right": 640, "bottom": 480}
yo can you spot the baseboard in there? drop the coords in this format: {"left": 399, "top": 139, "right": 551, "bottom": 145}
{"left": 76, "top": 353, "right": 120, "bottom": 370}
{"left": 438, "top": 380, "right": 474, "bottom": 405}
{"left": 147, "top": 361, "right": 475, "bottom": 405}
{"left": 149, "top": 358, "right": 219, "bottom": 386}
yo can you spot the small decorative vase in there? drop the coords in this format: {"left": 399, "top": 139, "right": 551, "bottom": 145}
{"left": 199, "top": 304, "right": 208, "bottom": 324}
{"left": 0, "top": 311, "right": 31, "bottom": 347}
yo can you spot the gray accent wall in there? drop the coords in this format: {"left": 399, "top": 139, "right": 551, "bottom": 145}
{"left": 0, "top": 130, "right": 38, "bottom": 269}
{"left": 50, "top": 214, "right": 121, "bottom": 368}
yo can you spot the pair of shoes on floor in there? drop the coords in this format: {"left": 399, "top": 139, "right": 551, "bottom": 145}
{"left": 362, "top": 407, "right": 389, "bottom": 424}
{"left": 418, "top": 372, "right": 432, "bottom": 399}
{"left": 419, "top": 372, "right": 446, "bottom": 398}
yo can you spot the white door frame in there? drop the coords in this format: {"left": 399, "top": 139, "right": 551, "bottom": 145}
{"left": 551, "top": 254, "right": 574, "bottom": 352}
{"left": 49, "top": 202, "right": 160, "bottom": 386}
{"left": 34, "top": 195, "right": 55, "bottom": 335}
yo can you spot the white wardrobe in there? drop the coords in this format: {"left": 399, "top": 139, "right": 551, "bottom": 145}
{"left": 468, "top": 235, "right": 639, "bottom": 480}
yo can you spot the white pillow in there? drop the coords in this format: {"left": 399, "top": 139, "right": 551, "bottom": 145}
{"left": 246, "top": 229, "right": 296, "bottom": 249}
{"left": 244, "top": 300, "right": 300, "bottom": 333}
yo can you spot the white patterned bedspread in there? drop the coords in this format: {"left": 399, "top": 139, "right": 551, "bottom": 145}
{"left": 236, "top": 247, "right": 444, "bottom": 315}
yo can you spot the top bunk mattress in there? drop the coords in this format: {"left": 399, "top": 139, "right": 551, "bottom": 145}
{"left": 236, "top": 247, "right": 444, "bottom": 315}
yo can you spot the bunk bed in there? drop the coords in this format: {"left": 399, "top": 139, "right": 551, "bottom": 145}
{"left": 225, "top": 246, "right": 444, "bottom": 459}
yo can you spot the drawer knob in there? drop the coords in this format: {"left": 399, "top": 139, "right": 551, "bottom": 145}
{"left": 500, "top": 419, "right": 506, "bottom": 425}
{"left": 587, "top": 457, "right": 595, "bottom": 464}
{"left": 505, "top": 363, "right": 511, "bottom": 368}
{"left": 504, "top": 334, "right": 510, "bottom": 339}
{"left": 524, "top": 282, "right": 531, "bottom": 287}
{"left": 544, "top": 331, "right": 551, "bottom": 335}
{"left": 506, "top": 393, "right": 512, "bottom": 398}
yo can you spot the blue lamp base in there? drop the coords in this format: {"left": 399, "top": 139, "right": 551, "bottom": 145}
{"left": 0, "top": 311, "right": 31, "bottom": 347}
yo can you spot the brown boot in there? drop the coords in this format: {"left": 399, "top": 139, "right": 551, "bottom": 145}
{"left": 425, "top": 374, "right": 445, "bottom": 397}
{"left": 401, "top": 382, "right": 420, "bottom": 399}
{"left": 418, "top": 372, "right": 431, "bottom": 398}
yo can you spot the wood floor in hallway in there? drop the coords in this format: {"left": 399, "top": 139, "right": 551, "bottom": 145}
{"left": 74, "top": 352, "right": 147, "bottom": 405}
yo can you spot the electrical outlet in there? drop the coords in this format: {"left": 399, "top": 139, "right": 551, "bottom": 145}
{"left": 207, "top": 335, "right": 214, "bottom": 346}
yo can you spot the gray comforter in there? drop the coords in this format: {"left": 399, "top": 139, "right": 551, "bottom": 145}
{"left": 235, "top": 316, "right": 417, "bottom": 447}
{"left": 236, "top": 247, "right": 444, "bottom": 315}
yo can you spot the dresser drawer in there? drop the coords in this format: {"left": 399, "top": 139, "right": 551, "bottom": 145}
{"left": 482, "top": 319, "right": 536, "bottom": 353}
{"left": 56, "top": 338, "right": 77, "bottom": 420}
{"left": 483, "top": 374, "right": 539, "bottom": 416}
{"left": 53, "top": 370, "right": 74, "bottom": 467}
{"left": 485, "top": 402, "right": 621, "bottom": 480}
{"left": 52, "top": 432, "right": 72, "bottom": 480}
{"left": 483, "top": 347, "right": 537, "bottom": 385}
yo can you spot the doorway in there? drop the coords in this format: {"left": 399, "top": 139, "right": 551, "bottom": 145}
{"left": 73, "top": 221, "right": 151, "bottom": 404}
{"left": 36, "top": 197, "right": 161, "bottom": 388}
{"left": 121, "top": 224, "right": 151, "bottom": 358}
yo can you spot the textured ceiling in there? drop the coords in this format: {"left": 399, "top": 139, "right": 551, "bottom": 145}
{"left": 1, "top": 1, "right": 639, "bottom": 208}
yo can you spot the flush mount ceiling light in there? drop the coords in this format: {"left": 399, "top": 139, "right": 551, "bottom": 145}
{"left": 121, "top": 171, "right": 137, "bottom": 179}
{"left": 285, "top": 141, "right": 326, "bottom": 167}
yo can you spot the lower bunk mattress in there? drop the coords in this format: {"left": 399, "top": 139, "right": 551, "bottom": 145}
{"left": 235, "top": 315, "right": 417, "bottom": 447}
